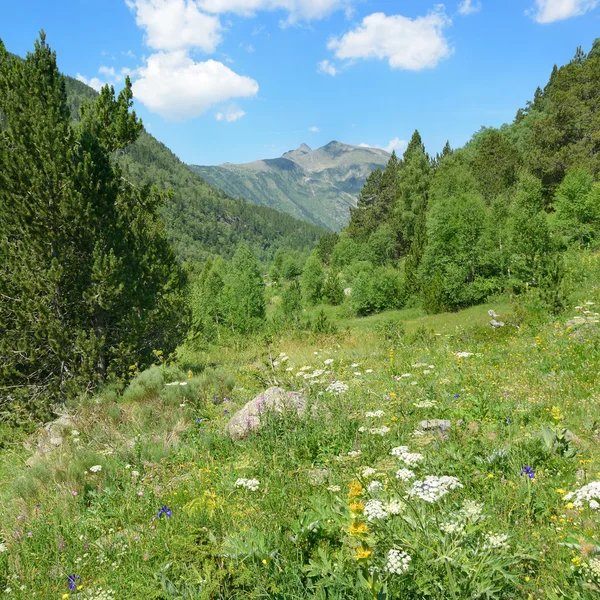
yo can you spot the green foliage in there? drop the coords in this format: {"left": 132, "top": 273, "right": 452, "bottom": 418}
{"left": 322, "top": 271, "right": 345, "bottom": 306}
{"left": 189, "top": 258, "right": 225, "bottom": 343}
{"left": 316, "top": 231, "right": 339, "bottom": 265}
{"left": 221, "top": 245, "right": 266, "bottom": 334}
{"left": 301, "top": 252, "right": 325, "bottom": 305}
{"left": 352, "top": 267, "right": 405, "bottom": 316}
{"left": 0, "top": 35, "right": 186, "bottom": 416}
{"left": 277, "top": 280, "right": 304, "bottom": 326}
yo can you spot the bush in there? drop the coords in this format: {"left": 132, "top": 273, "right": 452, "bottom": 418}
{"left": 352, "top": 267, "right": 405, "bottom": 316}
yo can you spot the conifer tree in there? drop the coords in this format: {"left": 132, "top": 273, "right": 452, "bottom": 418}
{"left": 322, "top": 271, "right": 344, "bottom": 306}
{"left": 0, "top": 34, "right": 186, "bottom": 415}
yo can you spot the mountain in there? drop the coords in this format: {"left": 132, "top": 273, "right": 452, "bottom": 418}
{"left": 190, "top": 141, "right": 391, "bottom": 231}
{"left": 61, "top": 75, "right": 327, "bottom": 263}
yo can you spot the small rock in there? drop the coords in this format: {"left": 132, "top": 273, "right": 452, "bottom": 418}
{"left": 227, "top": 387, "right": 327, "bottom": 441}
{"left": 344, "top": 287, "right": 352, "bottom": 296}
{"left": 417, "top": 419, "right": 451, "bottom": 440}
{"left": 490, "top": 319, "right": 505, "bottom": 329}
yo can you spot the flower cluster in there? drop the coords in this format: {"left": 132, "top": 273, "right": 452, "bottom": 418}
{"left": 89, "top": 465, "right": 102, "bottom": 473}
{"left": 365, "top": 410, "right": 385, "bottom": 418}
{"left": 386, "top": 549, "right": 411, "bottom": 575}
{"left": 362, "top": 467, "right": 377, "bottom": 478}
{"left": 483, "top": 532, "right": 509, "bottom": 550}
{"left": 358, "top": 426, "right": 390, "bottom": 436}
{"left": 586, "top": 557, "right": 600, "bottom": 580}
{"left": 408, "top": 476, "right": 463, "bottom": 503}
{"left": 235, "top": 478, "right": 260, "bottom": 491}
{"left": 326, "top": 381, "right": 349, "bottom": 393}
{"left": 391, "top": 446, "right": 424, "bottom": 466}
{"left": 520, "top": 466, "right": 535, "bottom": 479}
{"left": 395, "top": 468, "right": 416, "bottom": 482}
{"left": 363, "top": 500, "right": 389, "bottom": 521}
{"left": 386, "top": 499, "right": 405, "bottom": 515}
{"left": 367, "top": 481, "right": 383, "bottom": 494}
{"left": 563, "top": 481, "right": 600, "bottom": 509}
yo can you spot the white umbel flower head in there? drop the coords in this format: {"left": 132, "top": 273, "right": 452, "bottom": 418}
{"left": 386, "top": 549, "right": 411, "bottom": 574}
{"left": 363, "top": 499, "right": 389, "bottom": 521}
{"left": 0, "top": 542, "right": 7, "bottom": 553}
{"left": 564, "top": 481, "right": 600, "bottom": 509}
{"left": 484, "top": 532, "right": 509, "bottom": 550}
{"left": 89, "top": 465, "right": 102, "bottom": 473}
{"left": 391, "top": 446, "right": 424, "bottom": 466}
{"left": 235, "top": 478, "right": 260, "bottom": 491}
{"left": 362, "top": 467, "right": 378, "bottom": 478}
{"left": 408, "top": 475, "right": 463, "bottom": 503}
{"left": 365, "top": 410, "right": 385, "bottom": 418}
{"left": 367, "top": 480, "right": 383, "bottom": 494}
{"left": 396, "top": 468, "right": 416, "bottom": 482}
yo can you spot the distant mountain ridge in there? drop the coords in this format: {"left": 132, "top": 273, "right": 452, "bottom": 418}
{"left": 190, "top": 141, "right": 391, "bottom": 230}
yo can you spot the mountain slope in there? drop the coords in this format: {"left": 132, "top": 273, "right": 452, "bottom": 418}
{"left": 61, "top": 76, "right": 326, "bottom": 263}
{"left": 190, "top": 142, "right": 390, "bottom": 231}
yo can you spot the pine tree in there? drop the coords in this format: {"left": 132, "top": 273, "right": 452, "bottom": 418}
{"left": 221, "top": 244, "right": 266, "bottom": 334}
{"left": 0, "top": 34, "right": 186, "bottom": 415}
{"left": 322, "top": 271, "right": 344, "bottom": 306}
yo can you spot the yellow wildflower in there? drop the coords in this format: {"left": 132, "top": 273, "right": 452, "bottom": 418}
{"left": 356, "top": 546, "right": 373, "bottom": 560}
{"left": 566, "top": 502, "right": 574, "bottom": 509}
{"left": 348, "top": 480, "right": 363, "bottom": 498}
{"left": 349, "top": 521, "right": 369, "bottom": 536}
{"left": 350, "top": 501, "right": 365, "bottom": 514}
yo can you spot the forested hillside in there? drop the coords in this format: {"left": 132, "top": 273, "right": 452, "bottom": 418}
{"left": 63, "top": 76, "right": 326, "bottom": 263}
{"left": 191, "top": 142, "right": 390, "bottom": 231}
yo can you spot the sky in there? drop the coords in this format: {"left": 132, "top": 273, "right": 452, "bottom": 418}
{"left": 1, "top": 0, "right": 599, "bottom": 166}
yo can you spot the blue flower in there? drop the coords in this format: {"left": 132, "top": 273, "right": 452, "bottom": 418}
{"left": 520, "top": 466, "right": 535, "bottom": 479}
{"left": 67, "top": 574, "right": 81, "bottom": 591}
{"left": 158, "top": 505, "right": 172, "bottom": 518}
{"left": 224, "top": 410, "right": 230, "bottom": 416}
{"left": 454, "top": 394, "right": 460, "bottom": 399}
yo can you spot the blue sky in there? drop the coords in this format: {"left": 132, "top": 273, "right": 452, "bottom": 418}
{"left": 2, "top": 0, "right": 599, "bottom": 165}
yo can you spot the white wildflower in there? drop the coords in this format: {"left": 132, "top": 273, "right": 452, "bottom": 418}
{"left": 131, "top": 470, "right": 140, "bottom": 479}
{"left": 179, "top": 382, "right": 187, "bottom": 386}
{"left": 364, "top": 499, "right": 389, "bottom": 521}
{"left": 408, "top": 476, "right": 463, "bottom": 503}
{"left": 326, "top": 381, "right": 348, "bottom": 393}
{"left": 484, "top": 532, "right": 509, "bottom": 550}
{"left": 396, "top": 468, "right": 416, "bottom": 482}
{"left": 386, "top": 499, "right": 406, "bottom": 515}
{"left": 423, "top": 370, "right": 431, "bottom": 375}
{"left": 351, "top": 363, "right": 359, "bottom": 368}
{"left": 361, "top": 467, "right": 377, "bottom": 478}
{"left": 71, "top": 430, "right": 80, "bottom": 436}
{"left": 366, "top": 426, "right": 390, "bottom": 436}
{"left": 0, "top": 543, "right": 7, "bottom": 553}
{"left": 391, "top": 446, "right": 424, "bottom": 466}
{"left": 587, "top": 557, "right": 600, "bottom": 578}
{"left": 428, "top": 365, "right": 435, "bottom": 369}
{"left": 414, "top": 400, "right": 437, "bottom": 408}
{"left": 461, "top": 499, "right": 484, "bottom": 520}
{"left": 365, "top": 410, "right": 385, "bottom": 418}
{"left": 324, "top": 358, "right": 334, "bottom": 365}
{"left": 386, "top": 549, "right": 411, "bottom": 575}
{"left": 411, "top": 381, "right": 418, "bottom": 386}
{"left": 327, "top": 485, "right": 341, "bottom": 492}
{"left": 456, "top": 352, "right": 473, "bottom": 358}
{"left": 279, "top": 352, "right": 287, "bottom": 357}
{"left": 564, "top": 481, "right": 600, "bottom": 509}
{"left": 281, "top": 356, "right": 289, "bottom": 362}
{"left": 365, "top": 369, "right": 373, "bottom": 373}
{"left": 590, "top": 500, "right": 600, "bottom": 511}
{"left": 400, "top": 373, "right": 411, "bottom": 378}
{"left": 358, "top": 426, "right": 367, "bottom": 433}
{"left": 89, "top": 465, "right": 102, "bottom": 473}
{"left": 367, "top": 480, "right": 384, "bottom": 494}
{"left": 347, "top": 450, "right": 362, "bottom": 457}
{"left": 286, "top": 367, "right": 294, "bottom": 372}
{"left": 354, "top": 372, "right": 362, "bottom": 376}
{"left": 412, "top": 363, "right": 427, "bottom": 368}
{"left": 235, "top": 478, "right": 260, "bottom": 491}
{"left": 300, "top": 366, "right": 312, "bottom": 371}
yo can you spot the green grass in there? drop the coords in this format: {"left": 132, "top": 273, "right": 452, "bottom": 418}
{"left": 2, "top": 259, "right": 600, "bottom": 599}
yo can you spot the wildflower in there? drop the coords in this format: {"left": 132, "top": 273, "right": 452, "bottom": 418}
{"left": 408, "top": 476, "right": 463, "bottom": 503}
{"left": 361, "top": 467, "right": 377, "bottom": 478}
{"left": 484, "top": 532, "right": 509, "bottom": 550}
{"left": 355, "top": 546, "right": 373, "bottom": 560}
{"left": 386, "top": 549, "right": 411, "bottom": 574}
{"left": 462, "top": 500, "right": 484, "bottom": 520}
{"left": 350, "top": 501, "right": 365, "bottom": 513}
{"left": 354, "top": 372, "right": 362, "bottom": 376}
{"left": 327, "top": 484, "right": 341, "bottom": 492}
{"left": 365, "top": 426, "right": 390, "bottom": 436}
{"left": 71, "top": 491, "right": 77, "bottom": 496}
{"left": 364, "top": 499, "right": 389, "bottom": 521}
{"left": 441, "top": 519, "right": 466, "bottom": 535}
{"left": 386, "top": 499, "right": 405, "bottom": 515}
{"left": 89, "top": 465, "right": 102, "bottom": 473}
{"left": 347, "top": 450, "right": 362, "bottom": 457}
{"left": 235, "top": 478, "right": 260, "bottom": 491}
{"left": 348, "top": 480, "right": 363, "bottom": 498}
{"left": 455, "top": 352, "right": 473, "bottom": 358}
{"left": 563, "top": 481, "right": 600, "bottom": 509}
{"left": 62, "top": 595, "right": 69, "bottom": 600}
{"left": 351, "top": 363, "right": 359, "bottom": 368}
{"left": 324, "top": 359, "right": 334, "bottom": 365}
{"left": 367, "top": 481, "right": 383, "bottom": 494}
{"left": 0, "top": 543, "right": 7, "bottom": 553}
{"left": 326, "top": 381, "right": 349, "bottom": 393}
{"left": 396, "top": 468, "right": 416, "bottom": 482}
{"left": 158, "top": 506, "right": 172, "bottom": 518}
{"left": 551, "top": 406, "right": 563, "bottom": 422}
{"left": 391, "top": 446, "right": 424, "bottom": 466}
{"left": 520, "top": 466, "right": 535, "bottom": 479}
{"left": 365, "top": 369, "right": 373, "bottom": 373}
{"left": 71, "top": 430, "right": 80, "bottom": 436}
{"left": 588, "top": 557, "right": 600, "bottom": 579}
{"left": 365, "top": 410, "right": 385, "bottom": 418}
{"left": 349, "top": 521, "right": 369, "bottom": 536}
{"left": 67, "top": 575, "right": 81, "bottom": 591}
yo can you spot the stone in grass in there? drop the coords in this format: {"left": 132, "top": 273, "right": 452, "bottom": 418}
{"left": 417, "top": 419, "right": 451, "bottom": 440}
{"left": 227, "top": 387, "right": 328, "bottom": 441}
{"left": 25, "top": 414, "right": 76, "bottom": 466}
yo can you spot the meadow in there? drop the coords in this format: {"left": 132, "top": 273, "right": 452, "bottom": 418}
{"left": 1, "top": 254, "right": 600, "bottom": 600}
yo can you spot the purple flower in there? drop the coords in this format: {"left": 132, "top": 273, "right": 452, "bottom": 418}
{"left": 520, "top": 466, "right": 535, "bottom": 479}
{"left": 158, "top": 505, "right": 172, "bottom": 518}
{"left": 67, "top": 575, "right": 81, "bottom": 591}
{"left": 454, "top": 394, "right": 460, "bottom": 399}
{"left": 224, "top": 410, "right": 230, "bottom": 416}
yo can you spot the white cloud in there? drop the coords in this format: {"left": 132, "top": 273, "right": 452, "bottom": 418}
{"left": 309, "top": 125, "right": 319, "bottom": 132}
{"left": 458, "top": 0, "right": 481, "bottom": 15}
{"left": 216, "top": 105, "right": 246, "bottom": 122}
{"left": 318, "top": 59, "right": 338, "bottom": 76}
{"left": 360, "top": 138, "right": 408, "bottom": 154}
{"left": 327, "top": 8, "right": 452, "bottom": 71}
{"left": 529, "top": 0, "right": 598, "bottom": 22}
{"left": 125, "top": 0, "right": 223, "bottom": 52}
{"left": 99, "top": 65, "right": 116, "bottom": 77}
{"left": 132, "top": 51, "right": 258, "bottom": 120}
{"left": 76, "top": 73, "right": 106, "bottom": 92}
{"left": 197, "top": 0, "right": 352, "bottom": 24}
